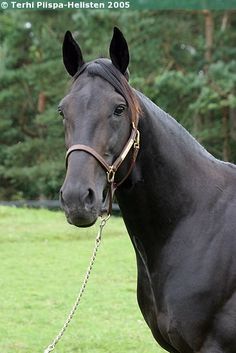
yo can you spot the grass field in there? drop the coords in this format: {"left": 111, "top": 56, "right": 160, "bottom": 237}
{"left": 0, "top": 206, "right": 166, "bottom": 353}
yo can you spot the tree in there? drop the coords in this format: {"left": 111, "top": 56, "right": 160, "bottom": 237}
{"left": 0, "top": 10, "right": 235, "bottom": 200}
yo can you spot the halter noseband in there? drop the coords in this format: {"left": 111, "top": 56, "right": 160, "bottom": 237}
{"left": 65, "top": 121, "right": 140, "bottom": 216}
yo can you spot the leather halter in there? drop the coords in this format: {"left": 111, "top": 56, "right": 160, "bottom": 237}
{"left": 65, "top": 121, "right": 140, "bottom": 216}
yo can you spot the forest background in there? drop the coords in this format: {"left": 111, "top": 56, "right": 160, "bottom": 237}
{"left": 0, "top": 8, "right": 236, "bottom": 200}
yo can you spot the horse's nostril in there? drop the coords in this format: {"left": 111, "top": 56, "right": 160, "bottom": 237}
{"left": 59, "top": 186, "right": 97, "bottom": 213}
{"left": 59, "top": 189, "right": 66, "bottom": 207}
{"left": 84, "top": 188, "right": 96, "bottom": 207}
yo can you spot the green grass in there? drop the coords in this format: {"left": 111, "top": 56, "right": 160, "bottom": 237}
{"left": 0, "top": 206, "right": 166, "bottom": 353}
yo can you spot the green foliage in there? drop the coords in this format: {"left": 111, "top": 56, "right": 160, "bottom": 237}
{"left": 0, "top": 11, "right": 69, "bottom": 199}
{"left": 0, "top": 10, "right": 236, "bottom": 199}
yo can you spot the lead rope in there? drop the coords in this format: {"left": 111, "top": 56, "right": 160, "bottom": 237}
{"left": 43, "top": 214, "right": 110, "bottom": 353}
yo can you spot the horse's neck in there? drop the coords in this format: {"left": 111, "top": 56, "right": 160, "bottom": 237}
{"left": 116, "top": 92, "right": 218, "bottom": 246}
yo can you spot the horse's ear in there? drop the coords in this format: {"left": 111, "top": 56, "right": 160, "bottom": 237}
{"left": 62, "top": 31, "right": 84, "bottom": 76}
{"left": 109, "top": 27, "right": 129, "bottom": 76}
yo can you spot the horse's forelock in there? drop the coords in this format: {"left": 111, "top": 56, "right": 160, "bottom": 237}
{"left": 73, "top": 59, "right": 141, "bottom": 125}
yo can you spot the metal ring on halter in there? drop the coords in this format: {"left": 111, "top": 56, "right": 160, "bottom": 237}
{"left": 107, "top": 167, "right": 116, "bottom": 183}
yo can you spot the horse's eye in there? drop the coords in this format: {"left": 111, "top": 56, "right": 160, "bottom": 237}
{"left": 114, "top": 105, "right": 126, "bottom": 116}
{"left": 58, "top": 107, "right": 64, "bottom": 117}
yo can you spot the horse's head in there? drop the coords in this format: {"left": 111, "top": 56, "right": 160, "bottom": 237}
{"left": 59, "top": 28, "right": 140, "bottom": 227}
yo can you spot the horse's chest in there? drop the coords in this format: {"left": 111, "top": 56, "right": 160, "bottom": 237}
{"left": 133, "top": 236, "right": 196, "bottom": 353}
{"left": 133, "top": 237, "right": 184, "bottom": 352}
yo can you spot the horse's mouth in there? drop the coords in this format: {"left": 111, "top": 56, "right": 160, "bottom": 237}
{"left": 60, "top": 200, "right": 99, "bottom": 227}
{"left": 65, "top": 210, "right": 98, "bottom": 228}
{"left": 67, "top": 215, "right": 97, "bottom": 228}
{"left": 60, "top": 186, "right": 108, "bottom": 228}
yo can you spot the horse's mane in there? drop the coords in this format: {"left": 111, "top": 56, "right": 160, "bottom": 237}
{"left": 73, "top": 58, "right": 141, "bottom": 126}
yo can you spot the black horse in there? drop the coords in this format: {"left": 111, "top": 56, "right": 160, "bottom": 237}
{"left": 59, "top": 28, "right": 236, "bottom": 353}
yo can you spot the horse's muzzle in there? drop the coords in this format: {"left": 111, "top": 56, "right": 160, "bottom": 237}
{"left": 60, "top": 186, "right": 100, "bottom": 227}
